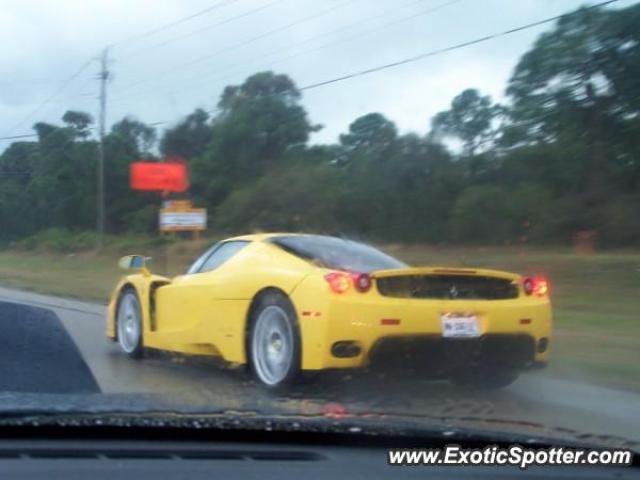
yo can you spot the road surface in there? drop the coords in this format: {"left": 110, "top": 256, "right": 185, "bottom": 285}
{"left": 0, "top": 285, "right": 638, "bottom": 444}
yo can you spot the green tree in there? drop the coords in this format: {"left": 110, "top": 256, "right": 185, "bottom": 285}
{"left": 104, "top": 117, "right": 158, "bottom": 233}
{"left": 62, "top": 110, "right": 93, "bottom": 139}
{"left": 431, "top": 89, "right": 502, "bottom": 157}
{"left": 215, "top": 160, "right": 344, "bottom": 233}
{"left": 25, "top": 119, "right": 96, "bottom": 232}
{"left": 191, "top": 72, "right": 318, "bottom": 211}
{"left": 339, "top": 113, "right": 397, "bottom": 155}
{"left": 506, "top": 3, "right": 640, "bottom": 193}
{"left": 160, "top": 108, "right": 211, "bottom": 160}
{"left": 2, "top": 3, "right": 639, "bottom": 248}
{"left": 0, "top": 142, "right": 38, "bottom": 238}
{"left": 449, "top": 185, "right": 516, "bottom": 243}
{"left": 337, "top": 113, "right": 458, "bottom": 241}
{"left": 336, "top": 113, "right": 399, "bottom": 235}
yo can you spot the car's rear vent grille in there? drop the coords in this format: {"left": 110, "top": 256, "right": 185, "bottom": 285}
{"left": 0, "top": 449, "right": 325, "bottom": 462}
{"left": 377, "top": 274, "right": 519, "bottom": 300}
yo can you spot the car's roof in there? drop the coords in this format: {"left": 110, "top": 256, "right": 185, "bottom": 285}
{"left": 224, "top": 232, "right": 304, "bottom": 242}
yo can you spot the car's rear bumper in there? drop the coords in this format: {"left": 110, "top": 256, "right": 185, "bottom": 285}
{"left": 291, "top": 278, "right": 552, "bottom": 370}
{"left": 309, "top": 328, "right": 551, "bottom": 372}
{"left": 368, "top": 334, "right": 544, "bottom": 376}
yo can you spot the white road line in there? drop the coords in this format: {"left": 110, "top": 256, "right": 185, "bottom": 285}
{"left": 0, "top": 286, "right": 105, "bottom": 316}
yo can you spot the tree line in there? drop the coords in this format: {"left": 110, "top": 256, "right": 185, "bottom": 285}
{"left": 1, "top": 3, "right": 638, "bottom": 247}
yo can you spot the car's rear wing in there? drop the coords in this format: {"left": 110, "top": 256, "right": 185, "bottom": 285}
{"left": 371, "top": 266, "right": 521, "bottom": 282}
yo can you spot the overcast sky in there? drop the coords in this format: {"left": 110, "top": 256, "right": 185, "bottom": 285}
{"left": 0, "top": 0, "right": 634, "bottom": 149}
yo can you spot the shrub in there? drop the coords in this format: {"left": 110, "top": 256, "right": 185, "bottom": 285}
{"left": 16, "top": 228, "right": 98, "bottom": 253}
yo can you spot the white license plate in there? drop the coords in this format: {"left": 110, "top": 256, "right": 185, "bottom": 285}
{"left": 441, "top": 313, "right": 480, "bottom": 338}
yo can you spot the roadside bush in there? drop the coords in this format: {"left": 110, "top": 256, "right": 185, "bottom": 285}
{"left": 597, "top": 194, "right": 640, "bottom": 247}
{"left": 14, "top": 228, "right": 176, "bottom": 254}
{"left": 448, "top": 183, "right": 558, "bottom": 244}
{"left": 17, "top": 228, "right": 97, "bottom": 253}
{"left": 214, "top": 162, "right": 344, "bottom": 234}
{"left": 449, "top": 186, "right": 517, "bottom": 243}
{"left": 107, "top": 233, "right": 175, "bottom": 254}
{"left": 121, "top": 205, "right": 158, "bottom": 234}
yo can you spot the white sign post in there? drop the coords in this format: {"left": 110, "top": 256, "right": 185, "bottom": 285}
{"left": 159, "top": 209, "right": 207, "bottom": 232}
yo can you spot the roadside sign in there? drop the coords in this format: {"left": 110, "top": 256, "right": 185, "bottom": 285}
{"left": 159, "top": 208, "right": 207, "bottom": 232}
{"left": 162, "top": 200, "right": 193, "bottom": 210}
{"left": 130, "top": 161, "right": 189, "bottom": 192}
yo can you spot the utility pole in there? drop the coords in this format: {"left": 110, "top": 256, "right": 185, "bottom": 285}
{"left": 96, "top": 47, "right": 109, "bottom": 249}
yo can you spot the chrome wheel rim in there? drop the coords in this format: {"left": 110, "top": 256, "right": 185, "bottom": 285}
{"left": 117, "top": 293, "right": 141, "bottom": 354}
{"left": 252, "top": 305, "right": 294, "bottom": 386}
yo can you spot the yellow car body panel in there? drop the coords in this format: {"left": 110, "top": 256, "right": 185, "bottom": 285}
{"left": 106, "top": 234, "right": 552, "bottom": 372}
{"left": 290, "top": 270, "right": 551, "bottom": 370}
{"left": 108, "top": 240, "right": 315, "bottom": 362}
{"left": 106, "top": 272, "right": 171, "bottom": 339}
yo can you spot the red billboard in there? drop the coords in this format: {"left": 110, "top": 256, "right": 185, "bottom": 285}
{"left": 130, "top": 160, "right": 189, "bottom": 193}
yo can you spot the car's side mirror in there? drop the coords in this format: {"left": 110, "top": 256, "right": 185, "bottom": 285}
{"left": 118, "top": 255, "right": 151, "bottom": 276}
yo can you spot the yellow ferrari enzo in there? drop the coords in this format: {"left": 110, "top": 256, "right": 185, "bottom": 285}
{"left": 107, "top": 233, "right": 552, "bottom": 388}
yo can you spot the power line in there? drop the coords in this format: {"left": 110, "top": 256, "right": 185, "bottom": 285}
{"left": 268, "top": 0, "right": 463, "bottom": 72}
{"left": 72, "top": 74, "right": 98, "bottom": 98}
{"left": 2, "top": 57, "right": 94, "bottom": 137}
{"left": 111, "top": 0, "right": 240, "bottom": 49}
{"left": 115, "top": 0, "right": 614, "bottom": 107}
{"left": 115, "top": 0, "right": 356, "bottom": 95}
{"left": 118, "top": 0, "right": 285, "bottom": 60}
{"left": 298, "top": 0, "right": 622, "bottom": 92}
{"left": 0, "top": 126, "right": 98, "bottom": 179}
{"left": 141, "top": 0, "right": 622, "bottom": 130}
{"left": 1, "top": 71, "right": 99, "bottom": 144}
{"left": 111, "top": 0, "right": 438, "bottom": 102}
{"left": 1, "top": 1, "right": 238, "bottom": 153}
{"left": 0, "top": 133, "right": 38, "bottom": 141}
{"left": 1, "top": 80, "right": 98, "bottom": 145}
{"left": 3, "top": 0, "right": 622, "bottom": 160}
{"left": 124, "top": 0, "right": 462, "bottom": 103}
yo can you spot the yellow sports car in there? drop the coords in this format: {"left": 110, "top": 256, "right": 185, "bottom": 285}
{"left": 107, "top": 233, "right": 552, "bottom": 388}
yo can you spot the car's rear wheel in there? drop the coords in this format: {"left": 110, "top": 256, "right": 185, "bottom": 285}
{"left": 451, "top": 367, "right": 519, "bottom": 390}
{"left": 116, "top": 288, "right": 144, "bottom": 359}
{"left": 249, "top": 292, "right": 301, "bottom": 388}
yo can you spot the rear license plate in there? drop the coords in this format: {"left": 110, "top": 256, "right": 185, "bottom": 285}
{"left": 441, "top": 313, "right": 480, "bottom": 338}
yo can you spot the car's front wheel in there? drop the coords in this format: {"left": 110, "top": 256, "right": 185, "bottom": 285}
{"left": 249, "top": 292, "right": 301, "bottom": 388}
{"left": 116, "top": 288, "right": 144, "bottom": 358}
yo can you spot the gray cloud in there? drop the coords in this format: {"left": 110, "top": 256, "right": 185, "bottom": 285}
{"left": 1, "top": 0, "right": 634, "bottom": 147}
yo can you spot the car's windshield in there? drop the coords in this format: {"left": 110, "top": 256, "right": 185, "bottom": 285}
{"left": 270, "top": 235, "right": 406, "bottom": 272}
{"left": 0, "top": 0, "right": 639, "bottom": 459}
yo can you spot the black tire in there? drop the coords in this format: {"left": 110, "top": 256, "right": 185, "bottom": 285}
{"left": 248, "top": 291, "right": 301, "bottom": 388}
{"left": 116, "top": 288, "right": 144, "bottom": 359}
{"left": 451, "top": 367, "right": 519, "bottom": 390}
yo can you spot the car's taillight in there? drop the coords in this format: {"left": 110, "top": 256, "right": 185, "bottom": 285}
{"left": 350, "top": 273, "right": 372, "bottom": 293}
{"left": 325, "top": 272, "right": 351, "bottom": 294}
{"left": 324, "top": 272, "right": 372, "bottom": 294}
{"left": 535, "top": 277, "right": 549, "bottom": 296}
{"left": 523, "top": 276, "right": 549, "bottom": 297}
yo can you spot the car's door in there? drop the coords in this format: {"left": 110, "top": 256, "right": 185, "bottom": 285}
{"left": 154, "top": 241, "right": 250, "bottom": 335}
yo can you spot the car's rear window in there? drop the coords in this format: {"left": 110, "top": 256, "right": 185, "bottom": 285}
{"left": 270, "top": 235, "right": 406, "bottom": 273}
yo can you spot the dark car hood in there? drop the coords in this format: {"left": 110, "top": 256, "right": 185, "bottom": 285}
{"left": 0, "top": 392, "right": 636, "bottom": 452}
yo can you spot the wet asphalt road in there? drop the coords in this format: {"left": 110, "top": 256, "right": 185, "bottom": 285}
{"left": 0, "top": 286, "right": 638, "bottom": 444}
